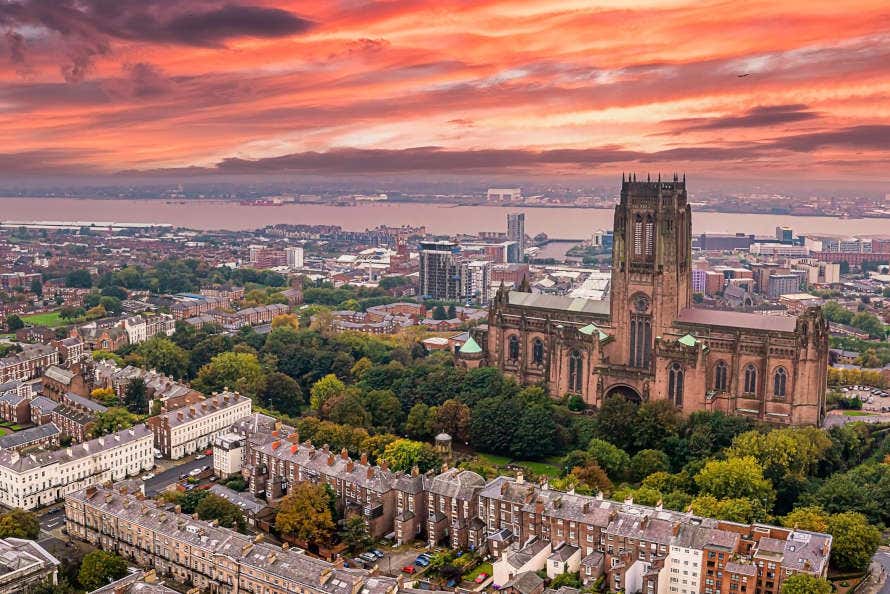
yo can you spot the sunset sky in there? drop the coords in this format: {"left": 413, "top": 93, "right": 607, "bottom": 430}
{"left": 1, "top": 0, "right": 889, "bottom": 180}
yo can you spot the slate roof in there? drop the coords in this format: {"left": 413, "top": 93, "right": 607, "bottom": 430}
{"left": 0, "top": 423, "right": 60, "bottom": 449}
{"left": 507, "top": 292, "right": 609, "bottom": 316}
{"left": 428, "top": 468, "right": 485, "bottom": 500}
{"left": 674, "top": 308, "right": 797, "bottom": 332}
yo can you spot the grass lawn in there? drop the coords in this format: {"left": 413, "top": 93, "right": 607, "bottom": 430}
{"left": 9, "top": 425, "right": 25, "bottom": 431}
{"left": 463, "top": 562, "right": 492, "bottom": 582}
{"left": 842, "top": 410, "right": 874, "bottom": 417}
{"left": 516, "top": 460, "right": 561, "bottom": 478}
{"left": 22, "top": 311, "right": 67, "bottom": 327}
{"left": 0, "top": 428, "right": 7, "bottom": 436}
{"left": 478, "top": 453, "right": 511, "bottom": 466}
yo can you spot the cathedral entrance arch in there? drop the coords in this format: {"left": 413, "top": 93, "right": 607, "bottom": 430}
{"left": 604, "top": 384, "right": 642, "bottom": 404}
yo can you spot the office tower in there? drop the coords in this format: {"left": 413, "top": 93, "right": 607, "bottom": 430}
{"left": 285, "top": 246, "right": 304, "bottom": 269}
{"left": 506, "top": 212, "right": 525, "bottom": 262}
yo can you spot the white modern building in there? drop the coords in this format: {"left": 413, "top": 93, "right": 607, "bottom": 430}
{"left": 213, "top": 432, "right": 245, "bottom": 479}
{"left": 149, "top": 391, "right": 252, "bottom": 459}
{"left": 0, "top": 425, "right": 154, "bottom": 510}
{"left": 286, "top": 246, "right": 305, "bottom": 270}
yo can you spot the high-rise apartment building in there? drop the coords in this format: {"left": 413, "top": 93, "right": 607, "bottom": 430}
{"left": 462, "top": 260, "right": 492, "bottom": 306}
{"left": 506, "top": 213, "right": 526, "bottom": 262}
{"left": 419, "top": 241, "right": 462, "bottom": 300}
{"left": 285, "top": 246, "right": 304, "bottom": 269}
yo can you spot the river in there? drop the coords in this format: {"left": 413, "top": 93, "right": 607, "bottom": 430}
{"left": 0, "top": 197, "right": 884, "bottom": 239}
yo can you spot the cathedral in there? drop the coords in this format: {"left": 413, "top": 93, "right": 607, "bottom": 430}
{"left": 459, "top": 176, "right": 829, "bottom": 426}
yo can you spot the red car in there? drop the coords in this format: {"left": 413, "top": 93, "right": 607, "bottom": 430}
{"left": 474, "top": 573, "right": 489, "bottom": 584}
{"left": 402, "top": 566, "right": 416, "bottom": 574}
{"left": 204, "top": 449, "right": 213, "bottom": 456}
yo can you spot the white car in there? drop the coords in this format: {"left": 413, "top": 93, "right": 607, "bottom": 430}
{"left": 141, "top": 473, "right": 155, "bottom": 481}
{"left": 195, "top": 454, "right": 206, "bottom": 460}
{"left": 188, "top": 468, "right": 202, "bottom": 477}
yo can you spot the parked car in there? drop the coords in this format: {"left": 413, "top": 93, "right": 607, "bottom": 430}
{"left": 370, "top": 549, "right": 385, "bottom": 559}
{"left": 204, "top": 448, "right": 213, "bottom": 456}
{"left": 475, "top": 573, "right": 489, "bottom": 584}
{"left": 359, "top": 553, "right": 377, "bottom": 563}
{"left": 195, "top": 454, "right": 206, "bottom": 460}
{"left": 141, "top": 473, "right": 155, "bottom": 481}
{"left": 402, "top": 566, "right": 416, "bottom": 574}
{"left": 414, "top": 556, "right": 430, "bottom": 567}
{"left": 188, "top": 468, "right": 202, "bottom": 477}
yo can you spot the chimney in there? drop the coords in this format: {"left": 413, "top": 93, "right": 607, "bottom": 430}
{"left": 340, "top": 447, "right": 348, "bottom": 460}
{"left": 596, "top": 491, "right": 604, "bottom": 500}
{"left": 327, "top": 453, "right": 335, "bottom": 466}
{"left": 367, "top": 466, "right": 375, "bottom": 479}
{"left": 380, "top": 459, "right": 388, "bottom": 471}
{"left": 656, "top": 499, "right": 663, "bottom": 511}
{"left": 177, "top": 411, "right": 184, "bottom": 421}
{"left": 347, "top": 460, "right": 354, "bottom": 472}
{"left": 501, "top": 482, "right": 509, "bottom": 495}
{"left": 287, "top": 432, "right": 300, "bottom": 444}
{"left": 290, "top": 444, "right": 298, "bottom": 454}
{"left": 174, "top": 505, "right": 182, "bottom": 514}
{"left": 254, "top": 533, "right": 264, "bottom": 543}
{"left": 411, "top": 465, "right": 419, "bottom": 477}
{"left": 360, "top": 452, "right": 368, "bottom": 465}
{"left": 624, "top": 496, "right": 634, "bottom": 505}
{"left": 282, "top": 542, "right": 289, "bottom": 550}
{"left": 582, "top": 502, "right": 590, "bottom": 514}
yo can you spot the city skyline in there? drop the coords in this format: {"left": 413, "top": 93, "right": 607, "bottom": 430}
{"left": 2, "top": 0, "right": 890, "bottom": 181}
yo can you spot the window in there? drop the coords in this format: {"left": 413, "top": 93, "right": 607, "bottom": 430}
{"left": 645, "top": 215, "right": 655, "bottom": 257}
{"left": 669, "top": 363, "right": 684, "bottom": 406}
{"left": 634, "top": 215, "right": 644, "bottom": 256}
{"left": 743, "top": 364, "right": 757, "bottom": 394}
{"left": 630, "top": 315, "right": 652, "bottom": 368}
{"left": 773, "top": 367, "right": 787, "bottom": 399}
{"left": 508, "top": 335, "right": 520, "bottom": 361}
{"left": 532, "top": 338, "right": 544, "bottom": 365}
{"left": 569, "top": 350, "right": 583, "bottom": 392}
{"left": 714, "top": 361, "right": 728, "bottom": 392}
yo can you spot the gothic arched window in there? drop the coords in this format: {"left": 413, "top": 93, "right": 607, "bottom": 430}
{"left": 532, "top": 338, "right": 544, "bottom": 365}
{"left": 508, "top": 335, "right": 520, "bottom": 361}
{"left": 773, "top": 367, "right": 787, "bottom": 399}
{"left": 633, "top": 215, "right": 643, "bottom": 257}
{"left": 569, "top": 350, "right": 583, "bottom": 392}
{"left": 744, "top": 364, "right": 757, "bottom": 394}
{"left": 668, "top": 362, "right": 684, "bottom": 407}
{"left": 714, "top": 361, "right": 728, "bottom": 392}
{"left": 644, "top": 215, "right": 655, "bottom": 257}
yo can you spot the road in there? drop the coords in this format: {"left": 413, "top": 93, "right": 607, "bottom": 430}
{"left": 144, "top": 455, "right": 209, "bottom": 496}
{"left": 872, "top": 548, "right": 890, "bottom": 594}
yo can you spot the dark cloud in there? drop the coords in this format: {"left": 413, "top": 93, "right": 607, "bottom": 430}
{"left": 771, "top": 125, "right": 890, "bottom": 151}
{"left": 667, "top": 104, "right": 820, "bottom": 131}
{"left": 0, "top": 1, "right": 313, "bottom": 81}
{"left": 0, "top": 148, "right": 102, "bottom": 174}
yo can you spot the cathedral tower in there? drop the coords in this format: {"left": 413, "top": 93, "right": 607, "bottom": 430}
{"left": 610, "top": 174, "right": 692, "bottom": 371}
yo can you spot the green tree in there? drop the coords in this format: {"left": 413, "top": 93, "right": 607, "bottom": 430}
{"left": 30, "top": 278, "right": 43, "bottom": 298}
{"left": 383, "top": 438, "right": 441, "bottom": 473}
{"left": 4, "top": 315, "right": 23, "bottom": 332}
{"left": 433, "top": 399, "right": 471, "bottom": 442}
{"left": 123, "top": 377, "right": 148, "bottom": 415}
{"left": 362, "top": 389, "right": 403, "bottom": 433}
{"left": 447, "top": 304, "right": 457, "bottom": 318}
{"left": 193, "top": 351, "right": 266, "bottom": 399}
{"left": 0, "top": 509, "right": 39, "bottom": 539}
{"left": 432, "top": 305, "right": 447, "bottom": 320}
{"left": 781, "top": 506, "right": 829, "bottom": 533}
{"left": 634, "top": 400, "right": 682, "bottom": 451}
{"left": 511, "top": 402, "right": 558, "bottom": 458}
{"left": 826, "top": 511, "right": 881, "bottom": 572}
{"left": 405, "top": 402, "right": 437, "bottom": 440}
{"left": 275, "top": 483, "right": 336, "bottom": 546}
{"left": 780, "top": 574, "right": 831, "bottom": 594}
{"left": 587, "top": 438, "right": 631, "bottom": 481}
{"left": 65, "top": 269, "right": 93, "bottom": 288}
{"left": 260, "top": 372, "right": 304, "bottom": 416}
{"left": 309, "top": 374, "right": 346, "bottom": 410}
{"left": 340, "top": 514, "right": 373, "bottom": 555}
{"left": 629, "top": 449, "right": 671, "bottom": 482}
{"left": 594, "top": 395, "right": 639, "bottom": 452}
{"left": 324, "top": 392, "right": 371, "bottom": 428}
{"left": 136, "top": 337, "right": 189, "bottom": 378}
{"left": 91, "top": 407, "right": 139, "bottom": 437}
{"left": 689, "top": 495, "right": 764, "bottom": 523}
{"left": 822, "top": 301, "right": 853, "bottom": 325}
{"left": 78, "top": 550, "right": 127, "bottom": 590}
{"left": 851, "top": 311, "right": 885, "bottom": 338}
{"left": 195, "top": 493, "right": 247, "bottom": 531}
{"left": 694, "top": 456, "right": 775, "bottom": 510}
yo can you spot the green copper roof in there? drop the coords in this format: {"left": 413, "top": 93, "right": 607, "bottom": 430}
{"left": 459, "top": 336, "right": 482, "bottom": 354}
{"left": 678, "top": 334, "right": 698, "bottom": 347}
{"left": 580, "top": 323, "right": 609, "bottom": 342}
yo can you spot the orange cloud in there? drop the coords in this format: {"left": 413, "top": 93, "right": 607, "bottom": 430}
{"left": 0, "top": 0, "right": 888, "bottom": 179}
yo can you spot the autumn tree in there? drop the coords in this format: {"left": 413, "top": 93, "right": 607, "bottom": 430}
{"left": 383, "top": 439, "right": 441, "bottom": 473}
{"left": 275, "top": 483, "right": 336, "bottom": 547}
{"left": 780, "top": 574, "right": 831, "bottom": 594}
{"left": 433, "top": 399, "right": 471, "bottom": 442}
{"left": 309, "top": 374, "right": 346, "bottom": 410}
{"left": 0, "top": 509, "right": 39, "bottom": 539}
{"left": 91, "top": 407, "right": 140, "bottom": 437}
{"left": 694, "top": 456, "right": 775, "bottom": 511}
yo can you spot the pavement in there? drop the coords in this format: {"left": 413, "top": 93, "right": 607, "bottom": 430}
{"left": 865, "top": 547, "right": 890, "bottom": 594}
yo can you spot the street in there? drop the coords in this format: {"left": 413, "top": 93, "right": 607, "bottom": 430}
{"left": 144, "top": 455, "right": 210, "bottom": 497}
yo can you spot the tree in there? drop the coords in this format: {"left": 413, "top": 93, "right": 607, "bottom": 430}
{"left": 689, "top": 495, "right": 764, "bottom": 523}
{"left": 136, "top": 337, "right": 189, "bottom": 378}
{"left": 340, "top": 514, "right": 373, "bottom": 555}
{"left": 634, "top": 400, "right": 682, "bottom": 451}
{"left": 630, "top": 449, "right": 671, "bottom": 482}
{"left": 434, "top": 399, "right": 471, "bottom": 442}
{"left": 78, "top": 550, "right": 127, "bottom": 590}
{"left": 309, "top": 374, "right": 346, "bottom": 410}
{"left": 570, "top": 462, "right": 613, "bottom": 495}
{"left": 587, "top": 438, "right": 631, "bottom": 481}
{"left": 324, "top": 392, "right": 371, "bottom": 428}
{"left": 91, "top": 407, "right": 139, "bottom": 437}
{"left": 822, "top": 301, "right": 853, "bottom": 325}
{"left": 4, "top": 314, "right": 23, "bottom": 332}
{"left": 195, "top": 493, "right": 247, "bottom": 531}
{"left": 193, "top": 351, "right": 266, "bottom": 399}
{"left": 594, "top": 395, "right": 639, "bottom": 452}
{"left": 447, "top": 304, "right": 457, "bottom": 318}
{"left": 123, "top": 377, "right": 148, "bottom": 415}
{"left": 65, "top": 269, "right": 92, "bottom": 288}
{"left": 780, "top": 574, "right": 831, "bottom": 594}
{"left": 383, "top": 439, "right": 441, "bottom": 473}
{"left": 825, "top": 511, "right": 881, "bottom": 572}
{"left": 275, "top": 483, "right": 336, "bottom": 546}
{"left": 851, "top": 311, "right": 885, "bottom": 339}
{"left": 781, "top": 506, "right": 829, "bottom": 533}
{"left": 260, "top": 372, "right": 304, "bottom": 416}
{"left": 694, "top": 456, "right": 775, "bottom": 510}
{"left": 99, "top": 295, "right": 122, "bottom": 315}
{"left": 0, "top": 509, "right": 39, "bottom": 539}
{"left": 362, "top": 389, "right": 403, "bottom": 433}
{"left": 405, "top": 402, "right": 437, "bottom": 440}
{"left": 91, "top": 387, "right": 118, "bottom": 406}
{"left": 432, "top": 305, "right": 447, "bottom": 320}
{"left": 511, "top": 402, "right": 558, "bottom": 458}
{"left": 30, "top": 278, "right": 43, "bottom": 298}
{"left": 271, "top": 314, "right": 300, "bottom": 331}
{"left": 469, "top": 396, "right": 520, "bottom": 455}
